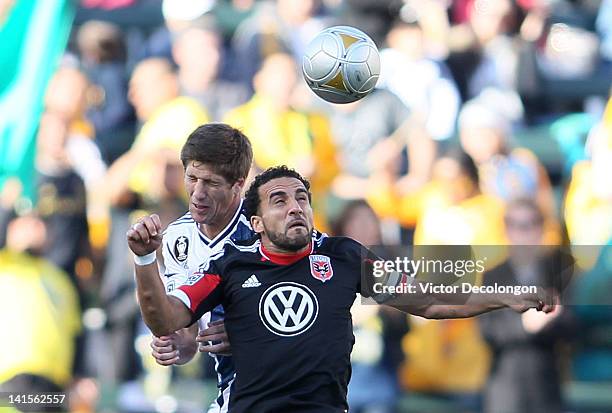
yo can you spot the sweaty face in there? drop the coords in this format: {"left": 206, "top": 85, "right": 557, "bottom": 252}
{"left": 184, "top": 161, "right": 238, "bottom": 226}
{"left": 254, "top": 177, "right": 314, "bottom": 252}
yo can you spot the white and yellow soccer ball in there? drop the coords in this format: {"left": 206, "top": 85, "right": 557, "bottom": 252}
{"left": 302, "top": 26, "right": 380, "bottom": 104}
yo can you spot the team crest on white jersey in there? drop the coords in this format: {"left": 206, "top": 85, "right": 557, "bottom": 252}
{"left": 174, "top": 236, "right": 189, "bottom": 262}
{"left": 309, "top": 255, "right": 333, "bottom": 282}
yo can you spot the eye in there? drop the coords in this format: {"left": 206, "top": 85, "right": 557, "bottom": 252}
{"left": 274, "top": 198, "right": 285, "bottom": 205}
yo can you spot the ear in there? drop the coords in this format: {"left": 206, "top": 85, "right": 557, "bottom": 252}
{"left": 250, "top": 215, "right": 264, "bottom": 235}
{"left": 232, "top": 178, "right": 245, "bottom": 195}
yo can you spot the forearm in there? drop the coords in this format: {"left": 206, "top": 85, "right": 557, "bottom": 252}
{"left": 386, "top": 283, "right": 509, "bottom": 319}
{"left": 423, "top": 301, "right": 504, "bottom": 319}
{"left": 135, "top": 261, "right": 190, "bottom": 336}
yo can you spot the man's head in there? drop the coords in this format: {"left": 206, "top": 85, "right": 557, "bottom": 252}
{"left": 180, "top": 123, "right": 253, "bottom": 225}
{"left": 386, "top": 18, "right": 424, "bottom": 60}
{"left": 244, "top": 166, "right": 313, "bottom": 252}
{"left": 77, "top": 20, "right": 125, "bottom": 64}
{"left": 128, "top": 58, "right": 178, "bottom": 121}
{"left": 6, "top": 213, "right": 47, "bottom": 256}
{"left": 172, "top": 25, "right": 221, "bottom": 90}
{"left": 253, "top": 53, "right": 297, "bottom": 110}
{"left": 504, "top": 197, "right": 544, "bottom": 246}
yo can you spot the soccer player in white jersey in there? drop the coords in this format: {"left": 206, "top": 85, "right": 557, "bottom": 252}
{"left": 142, "top": 123, "right": 253, "bottom": 412}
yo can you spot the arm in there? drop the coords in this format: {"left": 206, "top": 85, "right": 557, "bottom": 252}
{"left": 358, "top": 242, "right": 554, "bottom": 320}
{"left": 127, "top": 214, "right": 193, "bottom": 336}
{"left": 384, "top": 281, "right": 554, "bottom": 319}
{"left": 151, "top": 324, "right": 199, "bottom": 366}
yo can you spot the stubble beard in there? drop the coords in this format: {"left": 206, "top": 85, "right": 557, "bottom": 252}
{"left": 265, "top": 223, "right": 311, "bottom": 252}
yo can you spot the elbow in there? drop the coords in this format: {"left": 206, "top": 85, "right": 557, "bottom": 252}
{"left": 422, "top": 306, "right": 442, "bottom": 319}
{"left": 140, "top": 306, "right": 176, "bottom": 337}
{"left": 422, "top": 305, "right": 462, "bottom": 319}
{"left": 150, "top": 324, "right": 174, "bottom": 337}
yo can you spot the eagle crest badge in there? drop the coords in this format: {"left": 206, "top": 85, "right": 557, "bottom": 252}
{"left": 309, "top": 255, "right": 333, "bottom": 282}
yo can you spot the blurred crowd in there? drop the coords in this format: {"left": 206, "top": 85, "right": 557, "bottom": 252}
{"left": 1, "top": 0, "right": 611, "bottom": 412}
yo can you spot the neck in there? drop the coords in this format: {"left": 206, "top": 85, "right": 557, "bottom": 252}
{"left": 198, "top": 196, "right": 241, "bottom": 239}
{"left": 261, "top": 239, "right": 311, "bottom": 255}
{"left": 260, "top": 239, "right": 312, "bottom": 265}
{"left": 180, "top": 71, "right": 214, "bottom": 94}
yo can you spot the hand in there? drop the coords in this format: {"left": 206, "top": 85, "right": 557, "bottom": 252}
{"left": 151, "top": 327, "right": 198, "bottom": 366}
{"left": 150, "top": 335, "right": 180, "bottom": 366}
{"left": 196, "top": 320, "right": 232, "bottom": 356}
{"left": 522, "top": 305, "right": 563, "bottom": 333}
{"left": 126, "top": 214, "right": 162, "bottom": 257}
{"left": 508, "top": 287, "right": 557, "bottom": 314}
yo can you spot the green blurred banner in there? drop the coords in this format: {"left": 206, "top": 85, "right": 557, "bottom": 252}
{"left": 0, "top": 0, "right": 74, "bottom": 203}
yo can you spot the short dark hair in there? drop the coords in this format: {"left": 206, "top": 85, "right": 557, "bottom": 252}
{"left": 180, "top": 123, "right": 253, "bottom": 184}
{"left": 244, "top": 165, "right": 311, "bottom": 220}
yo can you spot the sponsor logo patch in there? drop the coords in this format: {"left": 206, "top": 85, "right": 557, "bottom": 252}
{"left": 259, "top": 282, "right": 318, "bottom": 337}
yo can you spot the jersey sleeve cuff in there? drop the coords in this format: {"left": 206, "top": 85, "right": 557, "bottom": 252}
{"left": 168, "top": 289, "right": 192, "bottom": 312}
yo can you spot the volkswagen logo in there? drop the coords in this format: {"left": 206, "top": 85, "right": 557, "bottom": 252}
{"left": 259, "top": 282, "right": 319, "bottom": 337}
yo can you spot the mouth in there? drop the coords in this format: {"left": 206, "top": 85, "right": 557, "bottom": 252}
{"left": 287, "top": 220, "right": 307, "bottom": 230}
{"left": 192, "top": 202, "right": 209, "bottom": 212}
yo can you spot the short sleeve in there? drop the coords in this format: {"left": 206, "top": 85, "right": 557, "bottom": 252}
{"left": 161, "top": 237, "right": 188, "bottom": 292}
{"left": 169, "top": 256, "right": 224, "bottom": 325}
{"left": 343, "top": 239, "right": 410, "bottom": 303}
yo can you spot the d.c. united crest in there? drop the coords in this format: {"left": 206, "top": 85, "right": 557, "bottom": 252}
{"left": 309, "top": 255, "right": 333, "bottom": 282}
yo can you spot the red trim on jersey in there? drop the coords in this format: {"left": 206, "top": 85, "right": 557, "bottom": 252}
{"left": 260, "top": 242, "right": 313, "bottom": 265}
{"left": 179, "top": 273, "right": 221, "bottom": 312}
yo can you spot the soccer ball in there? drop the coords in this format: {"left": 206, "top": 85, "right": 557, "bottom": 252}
{"left": 302, "top": 26, "right": 380, "bottom": 104}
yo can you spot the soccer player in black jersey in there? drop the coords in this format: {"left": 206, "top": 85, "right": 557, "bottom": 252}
{"left": 130, "top": 166, "right": 554, "bottom": 413}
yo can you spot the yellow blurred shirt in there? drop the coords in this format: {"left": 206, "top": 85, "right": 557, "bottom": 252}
{"left": 128, "top": 96, "right": 209, "bottom": 197}
{"left": 224, "top": 95, "right": 313, "bottom": 171}
{"left": 0, "top": 250, "right": 81, "bottom": 388}
{"left": 367, "top": 182, "right": 505, "bottom": 392}
{"left": 225, "top": 95, "right": 338, "bottom": 231}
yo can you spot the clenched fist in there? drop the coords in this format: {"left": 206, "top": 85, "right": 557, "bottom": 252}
{"left": 126, "top": 214, "right": 163, "bottom": 256}
{"left": 507, "top": 286, "right": 558, "bottom": 314}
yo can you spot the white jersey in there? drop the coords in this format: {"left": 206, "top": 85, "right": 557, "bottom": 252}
{"left": 161, "top": 200, "right": 252, "bottom": 413}
{"left": 161, "top": 200, "right": 251, "bottom": 291}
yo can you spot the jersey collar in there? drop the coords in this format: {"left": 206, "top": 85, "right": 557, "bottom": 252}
{"left": 259, "top": 242, "right": 313, "bottom": 265}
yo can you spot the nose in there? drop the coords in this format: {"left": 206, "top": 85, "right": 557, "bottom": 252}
{"left": 192, "top": 181, "right": 208, "bottom": 200}
{"left": 287, "top": 198, "right": 304, "bottom": 216}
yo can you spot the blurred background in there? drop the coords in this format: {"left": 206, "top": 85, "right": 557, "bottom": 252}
{"left": 0, "top": 0, "right": 611, "bottom": 412}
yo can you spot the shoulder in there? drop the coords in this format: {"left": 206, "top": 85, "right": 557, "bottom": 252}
{"left": 316, "top": 233, "right": 365, "bottom": 256}
{"left": 201, "top": 237, "right": 260, "bottom": 272}
{"left": 163, "top": 212, "right": 195, "bottom": 236}
{"left": 228, "top": 209, "right": 255, "bottom": 242}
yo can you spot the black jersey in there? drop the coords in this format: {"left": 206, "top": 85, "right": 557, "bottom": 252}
{"left": 169, "top": 232, "right": 383, "bottom": 413}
